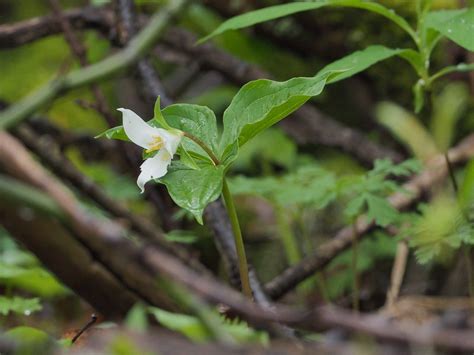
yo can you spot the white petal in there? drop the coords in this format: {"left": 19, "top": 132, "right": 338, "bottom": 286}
{"left": 118, "top": 108, "right": 161, "bottom": 149}
{"left": 137, "top": 150, "right": 172, "bottom": 193}
{"left": 159, "top": 129, "right": 183, "bottom": 155}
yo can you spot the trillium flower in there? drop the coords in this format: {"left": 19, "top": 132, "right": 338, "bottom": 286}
{"left": 118, "top": 108, "right": 183, "bottom": 193}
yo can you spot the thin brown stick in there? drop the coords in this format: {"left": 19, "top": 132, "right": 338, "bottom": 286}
{"left": 385, "top": 240, "right": 409, "bottom": 309}
{"left": 71, "top": 314, "right": 98, "bottom": 344}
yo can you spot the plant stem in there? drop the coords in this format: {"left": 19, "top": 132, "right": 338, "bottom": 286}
{"left": 221, "top": 179, "right": 252, "bottom": 298}
{"left": 351, "top": 221, "right": 360, "bottom": 312}
{"left": 183, "top": 132, "right": 220, "bottom": 165}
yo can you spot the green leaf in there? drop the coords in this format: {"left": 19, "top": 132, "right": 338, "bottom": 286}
{"left": 95, "top": 125, "right": 129, "bottom": 141}
{"left": 344, "top": 194, "right": 366, "bottom": 219}
{"left": 5, "top": 326, "right": 55, "bottom": 355}
{"left": 426, "top": 8, "right": 474, "bottom": 51}
{"left": 366, "top": 194, "right": 399, "bottom": 227}
{"left": 178, "top": 146, "right": 200, "bottom": 170}
{"left": 125, "top": 303, "right": 148, "bottom": 333}
{"left": 320, "top": 45, "right": 405, "bottom": 83}
{"left": 148, "top": 307, "right": 211, "bottom": 343}
{"left": 376, "top": 101, "right": 439, "bottom": 161}
{"left": 0, "top": 263, "right": 67, "bottom": 297}
{"left": 0, "top": 296, "right": 42, "bottom": 316}
{"left": 159, "top": 164, "right": 225, "bottom": 224}
{"left": 220, "top": 70, "right": 342, "bottom": 160}
{"left": 164, "top": 230, "right": 199, "bottom": 244}
{"left": 162, "top": 104, "right": 219, "bottom": 158}
{"left": 148, "top": 307, "right": 268, "bottom": 344}
{"left": 430, "top": 82, "right": 469, "bottom": 151}
{"left": 153, "top": 96, "right": 172, "bottom": 130}
{"left": 459, "top": 159, "right": 474, "bottom": 213}
{"left": 199, "top": 1, "right": 416, "bottom": 43}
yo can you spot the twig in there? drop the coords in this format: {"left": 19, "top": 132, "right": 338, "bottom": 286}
{"left": 264, "top": 134, "right": 474, "bottom": 299}
{"left": 385, "top": 240, "right": 409, "bottom": 309}
{"left": 71, "top": 314, "right": 98, "bottom": 344}
{"left": 116, "top": 0, "right": 172, "bottom": 106}
{"left": 0, "top": 6, "right": 114, "bottom": 49}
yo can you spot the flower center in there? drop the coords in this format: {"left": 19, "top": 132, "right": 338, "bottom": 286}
{"left": 146, "top": 136, "right": 165, "bottom": 153}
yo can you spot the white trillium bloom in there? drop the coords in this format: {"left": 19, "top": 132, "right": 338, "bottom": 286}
{"left": 118, "top": 108, "right": 183, "bottom": 193}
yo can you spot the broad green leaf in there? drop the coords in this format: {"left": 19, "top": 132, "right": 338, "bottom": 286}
{"left": 159, "top": 164, "right": 225, "bottom": 224}
{"left": 426, "top": 8, "right": 474, "bottom": 51}
{"left": 162, "top": 104, "right": 219, "bottom": 156}
{"left": 220, "top": 45, "right": 408, "bottom": 161}
{"left": 219, "top": 70, "right": 336, "bottom": 158}
{"left": 376, "top": 102, "right": 439, "bottom": 161}
{"left": 199, "top": 1, "right": 416, "bottom": 43}
{"left": 0, "top": 296, "right": 42, "bottom": 316}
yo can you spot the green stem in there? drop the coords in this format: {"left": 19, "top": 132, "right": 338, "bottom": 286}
{"left": 183, "top": 132, "right": 220, "bottom": 165}
{"left": 351, "top": 221, "right": 360, "bottom": 312}
{"left": 221, "top": 179, "right": 252, "bottom": 298}
{"left": 0, "top": 0, "right": 189, "bottom": 130}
